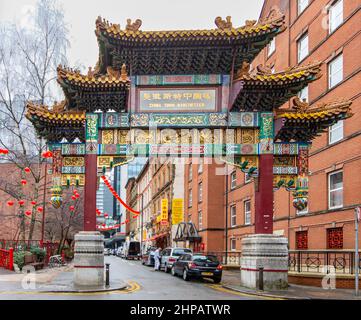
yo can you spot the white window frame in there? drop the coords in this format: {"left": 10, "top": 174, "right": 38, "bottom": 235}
{"left": 188, "top": 189, "right": 192, "bottom": 207}
{"left": 329, "top": 0, "right": 343, "bottom": 34}
{"left": 328, "top": 170, "right": 343, "bottom": 209}
{"left": 268, "top": 38, "right": 276, "bottom": 57}
{"left": 230, "top": 205, "right": 237, "bottom": 227}
{"left": 230, "top": 238, "right": 236, "bottom": 251}
{"left": 328, "top": 54, "right": 343, "bottom": 89}
{"left": 244, "top": 200, "right": 251, "bottom": 225}
{"left": 298, "top": 0, "right": 309, "bottom": 15}
{"left": 198, "top": 182, "right": 203, "bottom": 202}
{"left": 230, "top": 171, "right": 237, "bottom": 189}
{"left": 198, "top": 161, "right": 203, "bottom": 174}
{"left": 329, "top": 120, "right": 344, "bottom": 144}
{"left": 245, "top": 173, "right": 251, "bottom": 184}
{"left": 298, "top": 85, "right": 309, "bottom": 103}
{"left": 297, "top": 33, "right": 309, "bottom": 62}
{"left": 198, "top": 210, "right": 202, "bottom": 230}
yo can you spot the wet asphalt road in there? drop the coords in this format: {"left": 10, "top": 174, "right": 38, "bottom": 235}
{"left": 0, "top": 255, "right": 263, "bottom": 300}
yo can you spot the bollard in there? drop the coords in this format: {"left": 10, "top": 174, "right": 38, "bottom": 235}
{"left": 258, "top": 267, "right": 264, "bottom": 291}
{"left": 105, "top": 263, "right": 110, "bottom": 287}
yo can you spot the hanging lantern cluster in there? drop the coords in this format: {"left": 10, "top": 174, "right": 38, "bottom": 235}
{"left": 292, "top": 175, "right": 309, "bottom": 211}
{"left": 50, "top": 185, "right": 63, "bottom": 209}
{"left": 0, "top": 149, "right": 9, "bottom": 155}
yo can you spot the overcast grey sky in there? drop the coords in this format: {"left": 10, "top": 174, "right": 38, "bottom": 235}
{"left": 0, "top": 0, "right": 264, "bottom": 70}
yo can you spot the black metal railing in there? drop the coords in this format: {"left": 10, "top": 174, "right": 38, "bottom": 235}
{"left": 200, "top": 251, "right": 242, "bottom": 266}
{"left": 288, "top": 250, "right": 361, "bottom": 275}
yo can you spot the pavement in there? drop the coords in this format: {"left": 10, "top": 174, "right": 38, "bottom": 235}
{"left": 221, "top": 269, "right": 361, "bottom": 300}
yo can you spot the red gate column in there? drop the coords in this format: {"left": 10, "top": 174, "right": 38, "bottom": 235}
{"left": 255, "top": 154, "right": 274, "bottom": 234}
{"left": 84, "top": 113, "right": 99, "bottom": 231}
{"left": 84, "top": 154, "right": 97, "bottom": 231}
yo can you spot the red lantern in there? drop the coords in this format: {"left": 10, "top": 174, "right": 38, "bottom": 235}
{"left": 21, "top": 179, "right": 27, "bottom": 185}
{"left": 18, "top": 200, "right": 25, "bottom": 206}
{"left": 0, "top": 149, "right": 9, "bottom": 154}
{"left": 69, "top": 205, "right": 75, "bottom": 211}
{"left": 31, "top": 201, "right": 36, "bottom": 206}
{"left": 7, "top": 201, "right": 14, "bottom": 207}
{"left": 37, "top": 207, "right": 43, "bottom": 213}
{"left": 25, "top": 210, "right": 31, "bottom": 216}
{"left": 104, "top": 214, "right": 108, "bottom": 218}
{"left": 24, "top": 167, "right": 31, "bottom": 173}
{"left": 75, "top": 194, "right": 80, "bottom": 199}
{"left": 71, "top": 195, "right": 76, "bottom": 200}
{"left": 102, "top": 223, "right": 106, "bottom": 227}
{"left": 73, "top": 190, "right": 78, "bottom": 195}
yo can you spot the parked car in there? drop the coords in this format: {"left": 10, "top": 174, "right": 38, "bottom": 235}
{"left": 171, "top": 254, "right": 222, "bottom": 283}
{"left": 142, "top": 247, "right": 156, "bottom": 266}
{"left": 123, "top": 241, "right": 141, "bottom": 260}
{"left": 160, "top": 247, "right": 193, "bottom": 273}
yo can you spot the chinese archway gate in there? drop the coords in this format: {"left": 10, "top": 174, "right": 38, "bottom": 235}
{"left": 26, "top": 10, "right": 352, "bottom": 289}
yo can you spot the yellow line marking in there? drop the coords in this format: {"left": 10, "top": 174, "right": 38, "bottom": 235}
{"left": 206, "top": 284, "right": 284, "bottom": 300}
{"left": 0, "top": 281, "right": 141, "bottom": 296}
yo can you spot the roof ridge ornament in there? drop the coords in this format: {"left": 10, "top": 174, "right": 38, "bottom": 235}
{"left": 215, "top": 16, "right": 233, "bottom": 30}
{"left": 234, "top": 61, "right": 251, "bottom": 79}
{"left": 125, "top": 18, "right": 142, "bottom": 32}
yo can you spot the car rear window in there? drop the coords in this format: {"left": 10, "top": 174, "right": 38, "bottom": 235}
{"left": 173, "top": 249, "right": 192, "bottom": 256}
{"left": 192, "top": 255, "right": 219, "bottom": 263}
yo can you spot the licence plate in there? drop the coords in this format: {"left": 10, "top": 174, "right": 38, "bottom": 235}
{"left": 202, "top": 272, "right": 213, "bottom": 276}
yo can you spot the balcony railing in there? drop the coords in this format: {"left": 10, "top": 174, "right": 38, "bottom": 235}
{"left": 201, "top": 250, "right": 361, "bottom": 275}
{"left": 289, "top": 250, "right": 361, "bottom": 275}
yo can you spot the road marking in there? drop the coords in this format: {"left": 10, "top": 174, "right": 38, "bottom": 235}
{"left": 0, "top": 281, "right": 141, "bottom": 296}
{"left": 206, "top": 284, "right": 284, "bottom": 300}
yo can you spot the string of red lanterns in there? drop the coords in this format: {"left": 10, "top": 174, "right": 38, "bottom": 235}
{"left": 100, "top": 175, "right": 140, "bottom": 215}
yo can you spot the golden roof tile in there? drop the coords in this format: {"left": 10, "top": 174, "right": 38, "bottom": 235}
{"left": 276, "top": 97, "right": 353, "bottom": 121}
{"left": 57, "top": 64, "right": 130, "bottom": 88}
{"left": 234, "top": 61, "right": 323, "bottom": 83}
{"left": 95, "top": 9, "right": 285, "bottom": 42}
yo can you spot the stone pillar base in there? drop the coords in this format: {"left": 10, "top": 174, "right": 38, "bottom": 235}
{"left": 240, "top": 234, "right": 288, "bottom": 291}
{"left": 73, "top": 231, "right": 104, "bottom": 287}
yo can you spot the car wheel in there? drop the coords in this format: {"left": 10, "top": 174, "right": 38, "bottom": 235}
{"left": 171, "top": 266, "right": 177, "bottom": 276}
{"left": 164, "top": 264, "right": 170, "bottom": 273}
{"left": 213, "top": 277, "right": 221, "bottom": 284}
{"left": 183, "top": 269, "right": 189, "bottom": 281}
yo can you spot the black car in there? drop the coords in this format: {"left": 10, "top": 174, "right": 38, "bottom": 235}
{"left": 171, "top": 254, "right": 222, "bottom": 283}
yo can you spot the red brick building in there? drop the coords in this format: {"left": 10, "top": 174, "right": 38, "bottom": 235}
{"left": 183, "top": 0, "right": 361, "bottom": 255}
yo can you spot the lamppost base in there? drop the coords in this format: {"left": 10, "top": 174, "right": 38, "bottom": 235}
{"left": 73, "top": 231, "right": 104, "bottom": 287}
{"left": 240, "top": 234, "right": 288, "bottom": 291}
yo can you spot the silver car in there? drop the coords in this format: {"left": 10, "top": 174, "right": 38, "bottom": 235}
{"left": 160, "top": 247, "right": 193, "bottom": 273}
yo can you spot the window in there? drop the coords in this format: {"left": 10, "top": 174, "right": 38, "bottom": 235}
{"left": 230, "top": 238, "right": 236, "bottom": 251}
{"left": 268, "top": 38, "right": 275, "bottom": 56}
{"left": 298, "top": 86, "right": 309, "bottom": 102}
{"left": 189, "top": 164, "right": 192, "bottom": 181}
{"left": 298, "top": 0, "right": 309, "bottom": 15}
{"left": 230, "top": 205, "right": 237, "bottom": 227}
{"left": 244, "top": 173, "right": 250, "bottom": 183}
{"left": 328, "top": 171, "right": 343, "bottom": 209}
{"left": 329, "top": 120, "right": 343, "bottom": 144}
{"left": 297, "top": 33, "right": 308, "bottom": 62}
{"left": 296, "top": 231, "right": 308, "bottom": 249}
{"left": 198, "top": 210, "right": 202, "bottom": 230}
{"left": 329, "top": 0, "right": 343, "bottom": 33}
{"left": 327, "top": 227, "right": 343, "bottom": 249}
{"left": 188, "top": 189, "right": 192, "bottom": 207}
{"left": 230, "top": 171, "right": 237, "bottom": 189}
{"left": 198, "top": 182, "right": 203, "bottom": 202}
{"left": 244, "top": 200, "right": 251, "bottom": 225}
{"left": 328, "top": 54, "right": 343, "bottom": 88}
{"left": 198, "top": 161, "right": 203, "bottom": 174}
